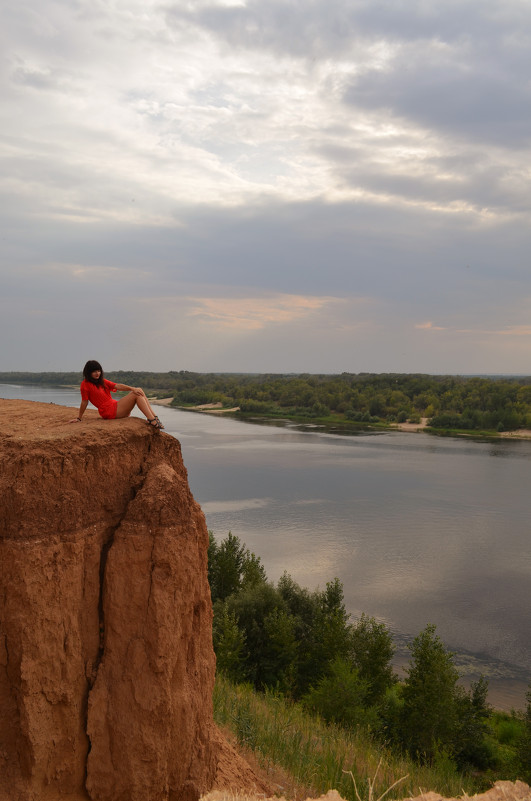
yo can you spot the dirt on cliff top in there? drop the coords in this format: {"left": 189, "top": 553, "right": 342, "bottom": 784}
{"left": 0, "top": 396, "right": 143, "bottom": 442}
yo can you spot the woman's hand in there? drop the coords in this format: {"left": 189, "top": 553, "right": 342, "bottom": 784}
{"left": 133, "top": 387, "right": 144, "bottom": 396}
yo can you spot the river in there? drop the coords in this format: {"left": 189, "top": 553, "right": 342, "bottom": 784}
{"left": 2, "top": 383, "right": 530, "bottom": 709}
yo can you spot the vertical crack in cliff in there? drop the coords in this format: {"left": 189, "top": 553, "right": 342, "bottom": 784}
{"left": 91, "top": 435, "right": 155, "bottom": 684}
{"left": 3, "top": 634, "right": 9, "bottom": 668}
{"left": 83, "top": 519, "right": 121, "bottom": 785}
{"left": 83, "top": 517, "right": 130, "bottom": 792}
{"left": 95, "top": 529, "right": 114, "bottom": 670}
{"left": 83, "top": 435, "right": 156, "bottom": 781}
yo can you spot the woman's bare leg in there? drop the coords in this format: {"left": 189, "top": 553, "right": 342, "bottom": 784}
{"left": 115, "top": 393, "right": 137, "bottom": 418}
{"left": 115, "top": 390, "right": 160, "bottom": 424}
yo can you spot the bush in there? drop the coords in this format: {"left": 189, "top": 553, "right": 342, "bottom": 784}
{"left": 494, "top": 715, "right": 522, "bottom": 746}
{"left": 239, "top": 399, "right": 276, "bottom": 413}
{"left": 345, "top": 409, "right": 364, "bottom": 421}
{"left": 303, "top": 657, "right": 371, "bottom": 728}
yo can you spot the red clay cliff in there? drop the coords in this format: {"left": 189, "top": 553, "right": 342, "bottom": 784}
{"left": 0, "top": 399, "right": 217, "bottom": 801}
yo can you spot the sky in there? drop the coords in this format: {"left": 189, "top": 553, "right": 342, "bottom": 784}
{"left": 1, "top": 0, "right": 531, "bottom": 374}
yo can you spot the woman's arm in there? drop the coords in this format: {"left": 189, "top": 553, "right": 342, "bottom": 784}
{"left": 114, "top": 383, "right": 143, "bottom": 395}
{"left": 70, "top": 399, "right": 88, "bottom": 423}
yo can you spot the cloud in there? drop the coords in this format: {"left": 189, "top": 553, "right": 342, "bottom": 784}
{"left": 344, "top": 43, "right": 531, "bottom": 149}
{"left": 499, "top": 326, "right": 531, "bottom": 337}
{"left": 1, "top": 0, "right": 531, "bottom": 373}
{"left": 456, "top": 325, "right": 531, "bottom": 338}
{"left": 187, "top": 293, "right": 341, "bottom": 329}
{"left": 415, "top": 322, "right": 446, "bottom": 331}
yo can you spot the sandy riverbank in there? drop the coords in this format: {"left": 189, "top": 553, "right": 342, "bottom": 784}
{"left": 501, "top": 428, "right": 531, "bottom": 438}
{"left": 392, "top": 417, "right": 429, "bottom": 432}
{"left": 152, "top": 403, "right": 428, "bottom": 424}
{"left": 150, "top": 399, "right": 240, "bottom": 413}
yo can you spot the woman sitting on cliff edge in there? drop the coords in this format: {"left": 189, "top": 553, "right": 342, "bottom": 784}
{"left": 70, "top": 360, "right": 164, "bottom": 429}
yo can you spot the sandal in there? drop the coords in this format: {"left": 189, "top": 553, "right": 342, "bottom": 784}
{"left": 147, "top": 417, "right": 163, "bottom": 429}
{"left": 154, "top": 415, "right": 164, "bottom": 429}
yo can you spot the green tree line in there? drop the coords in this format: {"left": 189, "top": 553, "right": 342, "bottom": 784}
{"left": 170, "top": 372, "right": 531, "bottom": 431}
{"left": 3, "top": 370, "right": 531, "bottom": 431}
{"left": 209, "top": 531, "right": 531, "bottom": 782}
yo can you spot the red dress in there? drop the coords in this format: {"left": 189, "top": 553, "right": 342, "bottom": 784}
{"left": 80, "top": 378, "right": 118, "bottom": 419}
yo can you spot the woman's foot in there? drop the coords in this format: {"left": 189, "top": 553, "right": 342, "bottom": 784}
{"left": 147, "top": 417, "right": 163, "bottom": 429}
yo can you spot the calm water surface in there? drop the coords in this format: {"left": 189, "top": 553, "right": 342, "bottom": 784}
{"left": 3, "top": 384, "right": 530, "bottom": 707}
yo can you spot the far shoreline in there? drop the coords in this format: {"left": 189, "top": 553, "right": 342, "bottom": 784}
{"left": 150, "top": 399, "right": 531, "bottom": 440}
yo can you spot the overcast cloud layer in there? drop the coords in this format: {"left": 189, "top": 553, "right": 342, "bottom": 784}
{"left": 1, "top": 0, "right": 531, "bottom": 373}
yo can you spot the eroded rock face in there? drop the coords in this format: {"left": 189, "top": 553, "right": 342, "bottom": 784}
{"left": 0, "top": 399, "right": 217, "bottom": 801}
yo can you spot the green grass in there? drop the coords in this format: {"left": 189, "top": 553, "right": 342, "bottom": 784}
{"left": 491, "top": 713, "right": 523, "bottom": 747}
{"left": 213, "top": 675, "right": 480, "bottom": 801}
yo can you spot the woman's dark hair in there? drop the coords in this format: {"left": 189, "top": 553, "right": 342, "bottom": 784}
{"left": 83, "top": 360, "right": 105, "bottom": 387}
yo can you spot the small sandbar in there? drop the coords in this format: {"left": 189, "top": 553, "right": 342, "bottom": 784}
{"left": 391, "top": 416, "right": 429, "bottom": 432}
{"left": 500, "top": 428, "right": 531, "bottom": 439}
{"left": 150, "top": 398, "right": 241, "bottom": 414}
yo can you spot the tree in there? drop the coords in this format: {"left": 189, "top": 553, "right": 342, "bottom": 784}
{"left": 453, "top": 675, "right": 493, "bottom": 770}
{"left": 518, "top": 684, "right": 531, "bottom": 782}
{"left": 225, "top": 582, "right": 291, "bottom": 689}
{"left": 350, "top": 614, "right": 395, "bottom": 705}
{"left": 400, "top": 624, "right": 460, "bottom": 762}
{"left": 208, "top": 531, "right": 266, "bottom": 603}
{"left": 303, "top": 656, "right": 370, "bottom": 728}
{"left": 209, "top": 531, "right": 246, "bottom": 602}
{"left": 241, "top": 551, "right": 267, "bottom": 589}
{"left": 212, "top": 604, "right": 247, "bottom": 683}
{"left": 261, "top": 608, "right": 298, "bottom": 693}
{"left": 300, "top": 579, "right": 353, "bottom": 695}
{"left": 207, "top": 531, "right": 219, "bottom": 595}
{"left": 277, "top": 572, "right": 322, "bottom": 696}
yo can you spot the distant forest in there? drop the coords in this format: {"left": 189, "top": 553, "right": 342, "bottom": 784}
{"left": 3, "top": 370, "right": 531, "bottom": 432}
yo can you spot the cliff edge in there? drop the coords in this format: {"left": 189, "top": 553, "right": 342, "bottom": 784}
{"left": 0, "top": 399, "right": 217, "bottom": 801}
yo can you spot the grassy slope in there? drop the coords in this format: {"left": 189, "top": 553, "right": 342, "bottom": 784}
{"left": 213, "top": 676, "right": 483, "bottom": 801}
